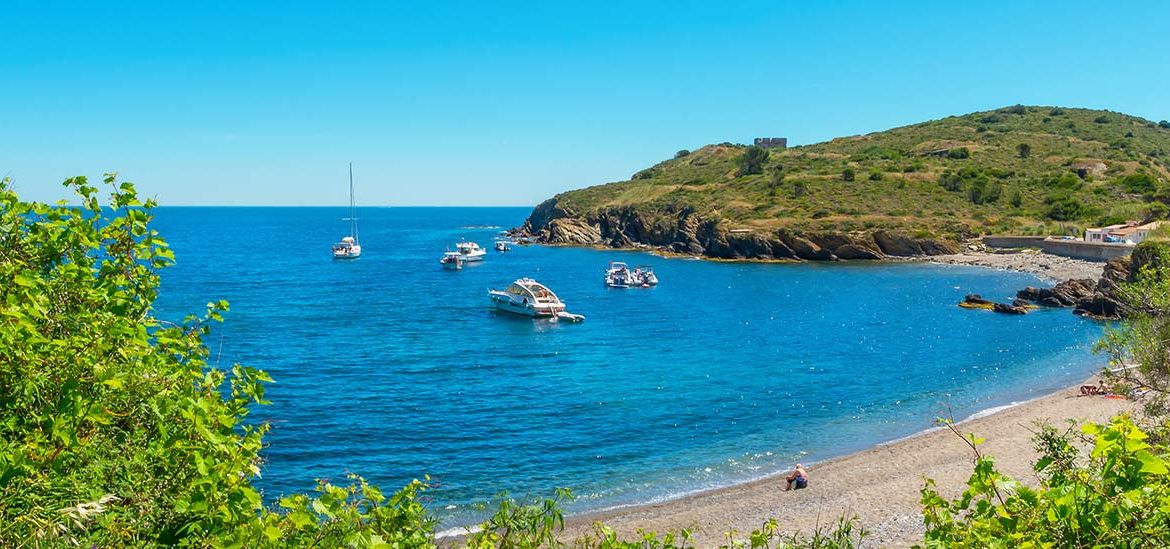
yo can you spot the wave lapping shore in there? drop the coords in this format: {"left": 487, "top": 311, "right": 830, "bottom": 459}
{"left": 558, "top": 384, "right": 1133, "bottom": 548}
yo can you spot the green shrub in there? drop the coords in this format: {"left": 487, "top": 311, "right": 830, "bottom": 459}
{"left": 1010, "top": 190, "right": 1023, "bottom": 208}
{"left": 868, "top": 171, "right": 884, "bottom": 181}
{"left": 1016, "top": 142, "right": 1031, "bottom": 158}
{"left": 1049, "top": 107, "right": 1066, "bottom": 116}
{"left": 922, "top": 416, "right": 1170, "bottom": 548}
{"left": 947, "top": 147, "right": 970, "bottom": 159}
{"left": 674, "top": 149, "right": 690, "bottom": 158}
{"left": 737, "top": 146, "right": 769, "bottom": 176}
{"left": 842, "top": 167, "right": 856, "bottom": 182}
{"left": 1094, "top": 115, "right": 1111, "bottom": 124}
{"left": 1045, "top": 192, "right": 1089, "bottom": 220}
{"left": 1117, "top": 172, "right": 1160, "bottom": 195}
{"left": 1160, "top": 120, "right": 1170, "bottom": 129}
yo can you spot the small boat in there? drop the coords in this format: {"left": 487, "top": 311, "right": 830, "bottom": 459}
{"left": 604, "top": 261, "right": 633, "bottom": 288}
{"left": 633, "top": 265, "right": 659, "bottom": 287}
{"left": 494, "top": 241, "right": 511, "bottom": 252}
{"left": 456, "top": 240, "right": 487, "bottom": 262}
{"left": 332, "top": 163, "right": 362, "bottom": 260}
{"left": 489, "top": 278, "right": 571, "bottom": 318}
{"left": 440, "top": 251, "right": 463, "bottom": 270}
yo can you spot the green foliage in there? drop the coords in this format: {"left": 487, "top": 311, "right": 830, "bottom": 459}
{"left": 1015, "top": 142, "right": 1031, "bottom": 159}
{"left": 1097, "top": 242, "right": 1170, "bottom": 415}
{"left": 1045, "top": 192, "right": 1089, "bottom": 221}
{"left": 867, "top": 171, "right": 883, "bottom": 181}
{"left": 1146, "top": 202, "right": 1170, "bottom": 222}
{"left": 1094, "top": 115, "right": 1111, "bottom": 124}
{"left": 1161, "top": 120, "right": 1170, "bottom": 130}
{"left": 947, "top": 147, "right": 970, "bottom": 159}
{"left": 921, "top": 416, "right": 1170, "bottom": 548}
{"left": 1009, "top": 190, "right": 1023, "bottom": 208}
{"left": 1116, "top": 172, "right": 1160, "bottom": 195}
{"left": 737, "top": 146, "right": 769, "bottom": 176}
{"left": 967, "top": 179, "right": 1001, "bottom": 205}
{"left": 939, "top": 168, "right": 986, "bottom": 193}
{"left": 675, "top": 149, "right": 690, "bottom": 159}
{"left": 841, "top": 168, "right": 855, "bottom": 182}
{"left": 1040, "top": 172, "right": 1083, "bottom": 191}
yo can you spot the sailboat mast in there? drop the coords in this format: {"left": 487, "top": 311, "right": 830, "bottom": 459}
{"left": 349, "top": 162, "right": 359, "bottom": 243}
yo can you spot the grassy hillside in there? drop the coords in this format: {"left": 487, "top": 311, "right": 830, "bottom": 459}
{"left": 553, "top": 106, "right": 1170, "bottom": 240}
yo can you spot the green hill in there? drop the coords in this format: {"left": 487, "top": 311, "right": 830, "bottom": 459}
{"left": 519, "top": 106, "right": 1170, "bottom": 260}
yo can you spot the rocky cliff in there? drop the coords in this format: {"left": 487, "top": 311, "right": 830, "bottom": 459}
{"left": 515, "top": 198, "right": 959, "bottom": 261}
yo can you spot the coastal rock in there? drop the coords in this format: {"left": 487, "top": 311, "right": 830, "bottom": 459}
{"left": 808, "top": 232, "right": 885, "bottom": 260}
{"left": 918, "top": 238, "right": 960, "bottom": 256}
{"left": 959, "top": 294, "right": 995, "bottom": 309}
{"left": 993, "top": 303, "right": 1028, "bottom": 315}
{"left": 517, "top": 198, "right": 960, "bottom": 263}
{"left": 545, "top": 218, "right": 602, "bottom": 245}
{"left": 872, "top": 230, "right": 924, "bottom": 256}
{"left": 522, "top": 198, "right": 573, "bottom": 234}
{"left": 778, "top": 230, "right": 834, "bottom": 260}
{"left": 1073, "top": 256, "right": 1132, "bottom": 319}
{"left": 1017, "top": 278, "right": 1096, "bottom": 307}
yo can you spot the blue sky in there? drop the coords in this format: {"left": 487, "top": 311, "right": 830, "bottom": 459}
{"left": 3, "top": 1, "right": 1168, "bottom": 206}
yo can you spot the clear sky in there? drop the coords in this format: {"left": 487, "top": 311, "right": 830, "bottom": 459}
{"left": 3, "top": 1, "right": 1168, "bottom": 206}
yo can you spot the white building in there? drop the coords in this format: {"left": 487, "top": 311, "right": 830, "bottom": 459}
{"left": 1085, "top": 221, "right": 1161, "bottom": 244}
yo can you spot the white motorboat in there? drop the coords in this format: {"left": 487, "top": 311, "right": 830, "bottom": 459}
{"left": 633, "top": 265, "right": 658, "bottom": 286}
{"left": 494, "top": 241, "right": 511, "bottom": 252}
{"left": 332, "top": 163, "right": 362, "bottom": 260}
{"left": 489, "top": 278, "right": 569, "bottom": 318}
{"left": 604, "top": 261, "right": 633, "bottom": 288}
{"left": 456, "top": 240, "right": 487, "bottom": 262}
{"left": 440, "top": 251, "right": 463, "bottom": 270}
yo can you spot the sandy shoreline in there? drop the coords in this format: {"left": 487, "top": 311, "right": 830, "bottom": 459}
{"left": 551, "top": 381, "right": 1131, "bottom": 548}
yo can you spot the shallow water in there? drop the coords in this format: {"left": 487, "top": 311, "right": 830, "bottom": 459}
{"left": 150, "top": 206, "right": 1105, "bottom": 527}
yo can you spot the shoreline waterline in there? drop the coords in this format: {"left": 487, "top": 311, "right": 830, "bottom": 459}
{"left": 542, "top": 377, "right": 1131, "bottom": 548}
{"left": 435, "top": 381, "right": 1113, "bottom": 542}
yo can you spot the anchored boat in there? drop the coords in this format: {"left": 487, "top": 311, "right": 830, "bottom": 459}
{"left": 456, "top": 240, "right": 487, "bottom": 262}
{"left": 489, "top": 278, "right": 583, "bottom": 321}
{"left": 604, "top": 261, "right": 633, "bottom": 288}
{"left": 440, "top": 251, "right": 463, "bottom": 270}
{"left": 633, "top": 265, "right": 658, "bottom": 286}
{"left": 331, "top": 163, "right": 362, "bottom": 259}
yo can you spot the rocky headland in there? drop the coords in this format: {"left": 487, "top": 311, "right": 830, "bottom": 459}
{"left": 512, "top": 198, "right": 959, "bottom": 262}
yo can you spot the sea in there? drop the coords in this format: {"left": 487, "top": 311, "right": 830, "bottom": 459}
{"left": 149, "top": 206, "right": 1106, "bottom": 528}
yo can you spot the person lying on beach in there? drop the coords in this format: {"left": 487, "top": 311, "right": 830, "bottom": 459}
{"left": 784, "top": 464, "right": 808, "bottom": 491}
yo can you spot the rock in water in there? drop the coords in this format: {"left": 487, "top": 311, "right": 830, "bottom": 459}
{"left": 1016, "top": 278, "right": 1096, "bottom": 307}
{"left": 993, "top": 303, "right": 1028, "bottom": 315}
{"left": 959, "top": 294, "right": 995, "bottom": 309}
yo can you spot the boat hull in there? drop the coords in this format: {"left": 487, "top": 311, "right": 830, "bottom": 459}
{"left": 489, "top": 292, "right": 562, "bottom": 318}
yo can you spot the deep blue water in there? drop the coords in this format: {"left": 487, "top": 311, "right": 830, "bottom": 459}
{"left": 150, "top": 207, "right": 1105, "bottom": 527}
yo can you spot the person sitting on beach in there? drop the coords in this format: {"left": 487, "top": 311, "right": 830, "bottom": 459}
{"left": 784, "top": 464, "right": 808, "bottom": 491}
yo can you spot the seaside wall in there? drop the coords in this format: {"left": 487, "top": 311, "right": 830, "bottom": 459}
{"left": 982, "top": 236, "right": 1049, "bottom": 249}
{"left": 982, "top": 236, "right": 1135, "bottom": 261}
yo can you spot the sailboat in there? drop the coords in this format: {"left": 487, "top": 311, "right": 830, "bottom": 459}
{"left": 331, "top": 163, "right": 362, "bottom": 259}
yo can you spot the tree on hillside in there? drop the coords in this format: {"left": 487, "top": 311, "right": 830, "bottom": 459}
{"left": 767, "top": 164, "right": 785, "bottom": 194}
{"left": 675, "top": 149, "right": 690, "bottom": 158}
{"left": 737, "top": 146, "right": 769, "bottom": 176}
{"left": 1160, "top": 120, "right": 1170, "bottom": 129}
{"left": 842, "top": 168, "right": 856, "bottom": 182}
{"left": 1017, "top": 142, "right": 1032, "bottom": 158}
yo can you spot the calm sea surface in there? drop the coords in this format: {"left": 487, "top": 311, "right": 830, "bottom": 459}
{"left": 150, "top": 206, "right": 1104, "bottom": 527}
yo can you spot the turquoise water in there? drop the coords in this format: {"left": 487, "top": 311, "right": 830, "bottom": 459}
{"left": 150, "top": 207, "right": 1104, "bottom": 527}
